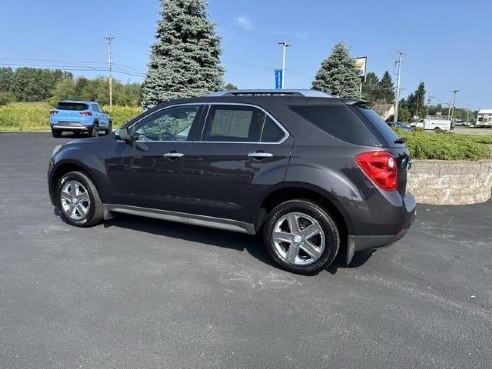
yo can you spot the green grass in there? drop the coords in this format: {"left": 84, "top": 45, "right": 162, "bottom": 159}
{"left": 0, "top": 102, "right": 141, "bottom": 131}
{"left": 398, "top": 129, "right": 492, "bottom": 161}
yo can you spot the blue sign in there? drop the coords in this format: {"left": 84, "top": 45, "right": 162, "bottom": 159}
{"left": 275, "top": 69, "right": 283, "bottom": 89}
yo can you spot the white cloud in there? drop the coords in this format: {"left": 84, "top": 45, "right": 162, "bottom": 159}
{"left": 295, "top": 32, "right": 309, "bottom": 39}
{"left": 235, "top": 15, "right": 254, "bottom": 31}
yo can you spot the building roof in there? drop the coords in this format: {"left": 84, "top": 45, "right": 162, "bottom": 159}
{"left": 478, "top": 109, "right": 492, "bottom": 114}
{"left": 372, "top": 103, "right": 394, "bottom": 115}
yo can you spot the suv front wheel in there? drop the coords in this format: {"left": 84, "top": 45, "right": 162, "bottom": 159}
{"left": 263, "top": 200, "right": 340, "bottom": 275}
{"left": 56, "top": 171, "right": 104, "bottom": 227}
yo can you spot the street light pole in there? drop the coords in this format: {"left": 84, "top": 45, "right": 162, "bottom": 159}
{"left": 278, "top": 41, "right": 290, "bottom": 89}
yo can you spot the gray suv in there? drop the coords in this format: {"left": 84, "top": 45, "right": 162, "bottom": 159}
{"left": 48, "top": 90, "right": 416, "bottom": 274}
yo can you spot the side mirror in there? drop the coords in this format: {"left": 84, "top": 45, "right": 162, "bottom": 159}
{"left": 115, "top": 127, "right": 131, "bottom": 142}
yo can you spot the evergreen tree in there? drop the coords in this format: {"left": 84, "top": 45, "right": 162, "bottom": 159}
{"left": 142, "top": 0, "right": 224, "bottom": 109}
{"left": 408, "top": 82, "right": 426, "bottom": 118}
{"left": 312, "top": 42, "right": 360, "bottom": 98}
{"left": 223, "top": 82, "right": 238, "bottom": 90}
{"left": 378, "top": 71, "right": 395, "bottom": 104}
{"left": 361, "top": 72, "right": 379, "bottom": 102}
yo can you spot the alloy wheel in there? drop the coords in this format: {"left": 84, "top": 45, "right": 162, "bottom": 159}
{"left": 60, "top": 180, "right": 91, "bottom": 221}
{"left": 272, "top": 212, "right": 325, "bottom": 266}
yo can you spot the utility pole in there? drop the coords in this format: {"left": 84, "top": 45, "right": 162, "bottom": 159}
{"left": 450, "top": 89, "right": 459, "bottom": 122}
{"left": 104, "top": 36, "right": 114, "bottom": 108}
{"left": 426, "top": 96, "right": 435, "bottom": 117}
{"left": 278, "top": 41, "right": 290, "bottom": 89}
{"left": 393, "top": 51, "right": 404, "bottom": 122}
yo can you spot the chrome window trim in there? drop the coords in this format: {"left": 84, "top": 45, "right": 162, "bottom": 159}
{"left": 122, "top": 102, "right": 290, "bottom": 145}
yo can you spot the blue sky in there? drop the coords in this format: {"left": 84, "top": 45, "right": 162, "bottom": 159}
{"left": 0, "top": 0, "right": 490, "bottom": 110}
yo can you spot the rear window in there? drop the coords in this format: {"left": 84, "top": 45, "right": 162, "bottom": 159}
{"left": 354, "top": 106, "right": 402, "bottom": 147}
{"left": 290, "top": 105, "right": 379, "bottom": 146}
{"left": 56, "top": 102, "right": 89, "bottom": 111}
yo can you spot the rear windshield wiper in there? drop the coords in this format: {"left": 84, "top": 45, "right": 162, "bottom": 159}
{"left": 394, "top": 137, "right": 407, "bottom": 144}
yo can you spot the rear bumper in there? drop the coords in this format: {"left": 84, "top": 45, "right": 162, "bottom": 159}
{"left": 51, "top": 125, "right": 91, "bottom": 131}
{"left": 50, "top": 117, "right": 94, "bottom": 130}
{"left": 346, "top": 193, "right": 416, "bottom": 264}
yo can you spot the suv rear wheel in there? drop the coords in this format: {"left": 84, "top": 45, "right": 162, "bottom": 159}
{"left": 263, "top": 200, "right": 340, "bottom": 275}
{"left": 56, "top": 171, "right": 103, "bottom": 227}
{"left": 105, "top": 121, "right": 113, "bottom": 135}
{"left": 90, "top": 123, "right": 99, "bottom": 137}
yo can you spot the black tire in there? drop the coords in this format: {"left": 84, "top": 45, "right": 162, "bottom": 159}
{"left": 105, "top": 121, "right": 113, "bottom": 135}
{"left": 56, "top": 171, "right": 104, "bottom": 227}
{"left": 91, "top": 123, "right": 99, "bottom": 137}
{"left": 51, "top": 129, "right": 62, "bottom": 138}
{"left": 263, "top": 200, "right": 340, "bottom": 275}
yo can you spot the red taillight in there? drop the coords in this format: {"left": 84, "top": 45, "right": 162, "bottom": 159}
{"left": 80, "top": 111, "right": 92, "bottom": 116}
{"left": 50, "top": 110, "right": 58, "bottom": 115}
{"left": 355, "top": 151, "right": 398, "bottom": 191}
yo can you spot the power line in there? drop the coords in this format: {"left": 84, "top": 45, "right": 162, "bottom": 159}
{"left": 0, "top": 63, "right": 145, "bottom": 78}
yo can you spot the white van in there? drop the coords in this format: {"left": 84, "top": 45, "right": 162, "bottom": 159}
{"left": 476, "top": 109, "right": 492, "bottom": 127}
{"left": 412, "top": 116, "right": 452, "bottom": 131}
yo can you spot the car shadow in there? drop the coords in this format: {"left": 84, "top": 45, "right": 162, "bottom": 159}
{"left": 325, "top": 249, "right": 375, "bottom": 275}
{"left": 101, "top": 213, "right": 374, "bottom": 273}
{"left": 103, "top": 213, "right": 278, "bottom": 269}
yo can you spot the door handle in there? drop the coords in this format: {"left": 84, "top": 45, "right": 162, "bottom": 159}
{"left": 163, "top": 152, "right": 184, "bottom": 158}
{"left": 248, "top": 151, "right": 273, "bottom": 159}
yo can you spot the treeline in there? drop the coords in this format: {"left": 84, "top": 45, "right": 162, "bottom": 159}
{"left": 0, "top": 67, "right": 142, "bottom": 106}
{"left": 361, "top": 71, "right": 395, "bottom": 104}
{"left": 51, "top": 76, "right": 142, "bottom": 106}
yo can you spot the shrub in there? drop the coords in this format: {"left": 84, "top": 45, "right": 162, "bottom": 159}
{"left": 397, "top": 129, "right": 492, "bottom": 161}
{"left": 102, "top": 105, "right": 141, "bottom": 128}
{"left": 0, "top": 91, "right": 16, "bottom": 106}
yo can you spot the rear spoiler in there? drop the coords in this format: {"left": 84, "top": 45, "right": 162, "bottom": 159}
{"left": 342, "top": 98, "right": 369, "bottom": 106}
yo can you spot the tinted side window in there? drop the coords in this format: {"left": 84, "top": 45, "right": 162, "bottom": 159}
{"left": 260, "top": 116, "right": 285, "bottom": 142}
{"left": 132, "top": 105, "right": 201, "bottom": 141}
{"left": 202, "top": 106, "right": 285, "bottom": 143}
{"left": 290, "top": 105, "right": 379, "bottom": 146}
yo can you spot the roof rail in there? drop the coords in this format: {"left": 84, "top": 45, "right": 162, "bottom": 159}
{"left": 208, "top": 89, "right": 333, "bottom": 98}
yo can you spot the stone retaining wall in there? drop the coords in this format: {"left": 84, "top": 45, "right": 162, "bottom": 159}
{"left": 407, "top": 160, "right": 492, "bottom": 205}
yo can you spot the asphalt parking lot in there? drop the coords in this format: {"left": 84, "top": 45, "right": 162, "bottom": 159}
{"left": 1, "top": 132, "right": 491, "bottom": 369}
